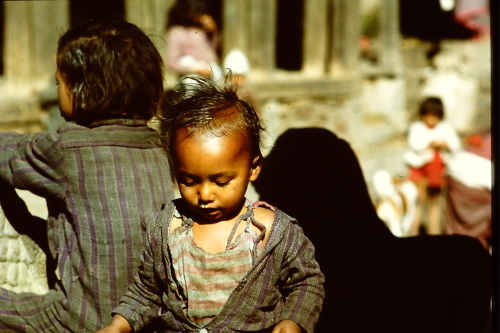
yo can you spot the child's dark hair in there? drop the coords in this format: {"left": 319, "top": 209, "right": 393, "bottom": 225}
{"left": 166, "top": 0, "right": 212, "bottom": 30}
{"left": 57, "top": 18, "right": 164, "bottom": 126}
{"left": 419, "top": 97, "right": 444, "bottom": 119}
{"left": 159, "top": 74, "right": 264, "bottom": 161}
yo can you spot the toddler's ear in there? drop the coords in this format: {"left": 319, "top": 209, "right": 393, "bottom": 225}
{"left": 250, "top": 155, "right": 263, "bottom": 181}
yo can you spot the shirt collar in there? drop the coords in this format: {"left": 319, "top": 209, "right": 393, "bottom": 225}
{"left": 87, "top": 118, "right": 149, "bottom": 128}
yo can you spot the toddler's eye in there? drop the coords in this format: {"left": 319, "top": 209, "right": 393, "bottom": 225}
{"left": 180, "top": 179, "right": 197, "bottom": 187}
{"left": 216, "top": 181, "right": 230, "bottom": 187}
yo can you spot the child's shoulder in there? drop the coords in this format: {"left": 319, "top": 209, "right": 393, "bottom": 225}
{"left": 253, "top": 204, "right": 275, "bottom": 230}
{"left": 252, "top": 201, "right": 298, "bottom": 229}
{"left": 251, "top": 201, "right": 299, "bottom": 227}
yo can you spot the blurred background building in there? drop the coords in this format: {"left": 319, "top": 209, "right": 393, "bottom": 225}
{"left": 0, "top": 0, "right": 491, "bottom": 292}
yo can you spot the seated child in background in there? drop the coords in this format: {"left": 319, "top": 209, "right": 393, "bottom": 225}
{"left": 165, "top": 0, "right": 222, "bottom": 81}
{"left": 404, "top": 96, "right": 461, "bottom": 235}
{"left": 96, "top": 75, "right": 325, "bottom": 333}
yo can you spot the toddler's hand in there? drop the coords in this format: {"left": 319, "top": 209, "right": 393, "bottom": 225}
{"left": 271, "top": 319, "right": 302, "bottom": 333}
{"left": 430, "top": 140, "right": 449, "bottom": 150}
{"left": 94, "top": 315, "right": 131, "bottom": 333}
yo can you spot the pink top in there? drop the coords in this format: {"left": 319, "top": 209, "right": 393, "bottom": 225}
{"left": 166, "top": 26, "right": 219, "bottom": 76}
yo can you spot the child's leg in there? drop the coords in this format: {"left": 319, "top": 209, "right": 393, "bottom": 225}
{"left": 412, "top": 206, "right": 422, "bottom": 236}
{"left": 411, "top": 179, "right": 428, "bottom": 236}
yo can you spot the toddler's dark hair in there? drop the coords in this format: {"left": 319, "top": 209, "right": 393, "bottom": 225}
{"left": 419, "top": 97, "right": 444, "bottom": 119}
{"left": 56, "top": 18, "right": 164, "bottom": 126}
{"left": 158, "top": 74, "right": 264, "bottom": 161}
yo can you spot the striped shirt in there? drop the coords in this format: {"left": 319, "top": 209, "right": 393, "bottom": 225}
{"left": 0, "top": 119, "right": 175, "bottom": 332}
{"left": 169, "top": 202, "right": 264, "bottom": 326}
{"left": 114, "top": 199, "right": 325, "bottom": 333}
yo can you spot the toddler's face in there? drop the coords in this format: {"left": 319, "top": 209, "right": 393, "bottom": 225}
{"left": 56, "top": 70, "right": 73, "bottom": 120}
{"left": 423, "top": 114, "right": 440, "bottom": 129}
{"left": 172, "top": 130, "right": 261, "bottom": 222}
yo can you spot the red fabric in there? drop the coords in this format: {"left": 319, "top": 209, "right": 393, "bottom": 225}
{"left": 454, "top": 0, "right": 490, "bottom": 37}
{"left": 408, "top": 150, "right": 446, "bottom": 187}
{"left": 466, "top": 131, "right": 491, "bottom": 160}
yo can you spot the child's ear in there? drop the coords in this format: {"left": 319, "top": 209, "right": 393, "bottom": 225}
{"left": 249, "top": 155, "right": 262, "bottom": 181}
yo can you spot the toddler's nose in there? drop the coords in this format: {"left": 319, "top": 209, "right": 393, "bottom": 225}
{"left": 198, "top": 183, "right": 215, "bottom": 202}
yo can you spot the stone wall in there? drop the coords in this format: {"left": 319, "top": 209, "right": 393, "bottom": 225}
{"left": 0, "top": 191, "right": 48, "bottom": 294}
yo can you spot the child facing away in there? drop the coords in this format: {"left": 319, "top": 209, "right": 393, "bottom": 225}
{"left": 96, "top": 76, "right": 325, "bottom": 333}
{"left": 0, "top": 19, "right": 175, "bottom": 332}
{"left": 404, "top": 96, "right": 461, "bottom": 235}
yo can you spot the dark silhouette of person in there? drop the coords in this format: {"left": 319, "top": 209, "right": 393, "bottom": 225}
{"left": 253, "top": 127, "right": 491, "bottom": 333}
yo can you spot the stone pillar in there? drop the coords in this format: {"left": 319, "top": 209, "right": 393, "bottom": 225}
{"left": 4, "top": 1, "right": 68, "bottom": 89}
{"left": 222, "top": 0, "right": 251, "bottom": 56}
{"left": 125, "top": 0, "right": 173, "bottom": 52}
{"left": 223, "top": 0, "right": 276, "bottom": 75}
{"left": 330, "top": 0, "right": 361, "bottom": 76}
{"left": 248, "top": 0, "right": 276, "bottom": 73}
{"left": 302, "top": 0, "right": 329, "bottom": 76}
{"left": 379, "top": 0, "right": 401, "bottom": 74}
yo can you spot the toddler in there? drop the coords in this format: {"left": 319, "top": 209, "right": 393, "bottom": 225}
{"left": 97, "top": 75, "right": 325, "bottom": 333}
{"left": 404, "top": 97, "right": 460, "bottom": 235}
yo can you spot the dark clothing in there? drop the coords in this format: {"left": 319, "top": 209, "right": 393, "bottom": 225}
{"left": 253, "top": 128, "right": 491, "bottom": 333}
{"left": 114, "top": 199, "right": 324, "bottom": 333}
{"left": 0, "top": 119, "right": 175, "bottom": 332}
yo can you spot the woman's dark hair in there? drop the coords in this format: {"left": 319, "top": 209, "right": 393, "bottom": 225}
{"left": 419, "top": 96, "right": 445, "bottom": 119}
{"left": 57, "top": 18, "right": 164, "bottom": 126}
{"left": 158, "top": 74, "right": 264, "bottom": 161}
{"left": 166, "top": 0, "right": 212, "bottom": 29}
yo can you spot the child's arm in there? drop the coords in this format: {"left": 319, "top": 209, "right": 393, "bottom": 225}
{"left": 443, "top": 123, "right": 461, "bottom": 152}
{"left": 407, "top": 122, "right": 432, "bottom": 152}
{"left": 94, "top": 314, "right": 131, "bottom": 333}
{"left": 278, "top": 224, "right": 325, "bottom": 333}
{"left": 0, "top": 132, "right": 65, "bottom": 191}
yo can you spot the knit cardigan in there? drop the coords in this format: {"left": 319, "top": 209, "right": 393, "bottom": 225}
{"left": 114, "top": 199, "right": 325, "bottom": 332}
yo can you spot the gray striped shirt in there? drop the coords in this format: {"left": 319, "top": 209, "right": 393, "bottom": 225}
{"left": 0, "top": 119, "right": 175, "bottom": 332}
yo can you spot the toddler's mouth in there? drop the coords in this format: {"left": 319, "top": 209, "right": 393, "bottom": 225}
{"left": 198, "top": 207, "right": 220, "bottom": 219}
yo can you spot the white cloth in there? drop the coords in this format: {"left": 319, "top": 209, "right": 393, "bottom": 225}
{"left": 447, "top": 150, "right": 492, "bottom": 190}
{"left": 223, "top": 49, "right": 250, "bottom": 75}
